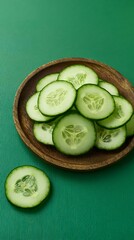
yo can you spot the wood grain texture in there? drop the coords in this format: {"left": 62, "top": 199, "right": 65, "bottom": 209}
{"left": 13, "top": 58, "right": 134, "bottom": 171}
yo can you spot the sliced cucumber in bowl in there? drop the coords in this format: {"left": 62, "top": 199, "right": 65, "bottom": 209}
{"left": 25, "top": 62, "right": 134, "bottom": 158}
{"left": 33, "top": 122, "right": 54, "bottom": 145}
{"left": 52, "top": 111, "right": 96, "bottom": 155}
{"left": 97, "top": 96, "right": 133, "bottom": 129}
{"left": 95, "top": 123, "right": 126, "bottom": 150}
{"left": 126, "top": 113, "right": 134, "bottom": 137}
{"left": 99, "top": 80, "right": 119, "bottom": 96}
{"left": 26, "top": 92, "right": 54, "bottom": 122}
{"left": 33, "top": 117, "right": 60, "bottom": 145}
{"left": 58, "top": 64, "right": 98, "bottom": 89}
{"left": 38, "top": 80, "right": 76, "bottom": 116}
{"left": 36, "top": 73, "right": 58, "bottom": 92}
{"left": 75, "top": 84, "right": 115, "bottom": 120}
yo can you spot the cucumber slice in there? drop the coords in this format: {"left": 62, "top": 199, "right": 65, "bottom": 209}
{"left": 95, "top": 124, "right": 126, "bottom": 150}
{"left": 98, "top": 96, "right": 133, "bottom": 129}
{"left": 52, "top": 112, "right": 96, "bottom": 155}
{"left": 36, "top": 73, "right": 58, "bottom": 92}
{"left": 33, "top": 119, "right": 58, "bottom": 145}
{"left": 58, "top": 64, "right": 98, "bottom": 89}
{"left": 99, "top": 81, "right": 119, "bottom": 96}
{"left": 26, "top": 92, "right": 54, "bottom": 122}
{"left": 5, "top": 166, "right": 50, "bottom": 208}
{"left": 126, "top": 113, "right": 134, "bottom": 137}
{"left": 75, "top": 84, "right": 115, "bottom": 120}
{"left": 38, "top": 80, "right": 76, "bottom": 116}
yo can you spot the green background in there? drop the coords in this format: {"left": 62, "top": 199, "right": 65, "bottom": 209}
{"left": 1, "top": 0, "right": 134, "bottom": 239}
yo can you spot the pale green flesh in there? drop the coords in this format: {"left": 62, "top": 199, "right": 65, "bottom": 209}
{"left": 53, "top": 112, "right": 96, "bottom": 155}
{"left": 98, "top": 96, "right": 133, "bottom": 129}
{"left": 26, "top": 92, "right": 53, "bottom": 122}
{"left": 38, "top": 81, "right": 76, "bottom": 116}
{"left": 5, "top": 166, "right": 50, "bottom": 208}
{"left": 62, "top": 124, "right": 87, "bottom": 147}
{"left": 36, "top": 73, "right": 59, "bottom": 92}
{"left": 14, "top": 175, "right": 38, "bottom": 197}
{"left": 58, "top": 65, "right": 98, "bottom": 89}
{"left": 126, "top": 113, "right": 134, "bottom": 136}
{"left": 33, "top": 120, "right": 58, "bottom": 145}
{"left": 46, "top": 88, "right": 67, "bottom": 106}
{"left": 75, "top": 84, "right": 114, "bottom": 120}
{"left": 99, "top": 81, "right": 119, "bottom": 96}
{"left": 95, "top": 124, "right": 126, "bottom": 150}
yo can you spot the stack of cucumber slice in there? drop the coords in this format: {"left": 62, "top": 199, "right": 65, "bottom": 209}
{"left": 26, "top": 64, "right": 134, "bottom": 155}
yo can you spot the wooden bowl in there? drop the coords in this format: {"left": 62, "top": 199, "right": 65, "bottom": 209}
{"left": 13, "top": 58, "right": 134, "bottom": 171}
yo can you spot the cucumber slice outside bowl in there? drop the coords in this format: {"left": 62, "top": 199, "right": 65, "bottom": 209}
{"left": 52, "top": 112, "right": 96, "bottom": 156}
{"left": 75, "top": 84, "right": 115, "bottom": 120}
{"left": 38, "top": 80, "right": 76, "bottom": 116}
{"left": 5, "top": 166, "right": 51, "bottom": 208}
